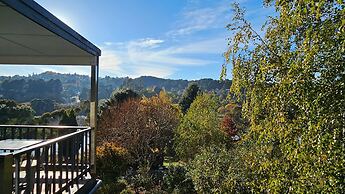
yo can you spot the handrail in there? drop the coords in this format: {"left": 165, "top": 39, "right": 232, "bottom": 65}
{"left": 0, "top": 125, "right": 89, "bottom": 129}
{"left": 0, "top": 125, "right": 89, "bottom": 140}
{"left": 12, "top": 127, "right": 91, "bottom": 156}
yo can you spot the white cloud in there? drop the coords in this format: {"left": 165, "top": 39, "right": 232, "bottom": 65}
{"left": 98, "top": 48, "right": 126, "bottom": 76}
{"left": 97, "top": 36, "right": 224, "bottom": 78}
{"left": 167, "top": 1, "right": 231, "bottom": 37}
{"left": 164, "top": 38, "right": 227, "bottom": 54}
{"left": 131, "top": 38, "right": 165, "bottom": 48}
{"left": 104, "top": 42, "right": 114, "bottom": 46}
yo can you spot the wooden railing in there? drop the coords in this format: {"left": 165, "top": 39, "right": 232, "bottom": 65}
{"left": 0, "top": 125, "right": 88, "bottom": 140}
{"left": 0, "top": 125, "right": 92, "bottom": 194}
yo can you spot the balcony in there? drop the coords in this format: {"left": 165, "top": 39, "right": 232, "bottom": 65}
{"left": 0, "top": 125, "right": 100, "bottom": 194}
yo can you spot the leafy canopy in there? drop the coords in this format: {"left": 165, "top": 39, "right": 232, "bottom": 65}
{"left": 223, "top": 0, "right": 344, "bottom": 192}
{"left": 175, "top": 93, "right": 227, "bottom": 161}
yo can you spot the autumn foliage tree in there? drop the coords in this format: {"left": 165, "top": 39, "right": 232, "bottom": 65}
{"left": 98, "top": 92, "right": 179, "bottom": 169}
{"left": 221, "top": 114, "right": 237, "bottom": 137}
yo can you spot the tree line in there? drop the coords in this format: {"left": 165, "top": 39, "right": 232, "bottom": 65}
{"left": 0, "top": 72, "right": 231, "bottom": 103}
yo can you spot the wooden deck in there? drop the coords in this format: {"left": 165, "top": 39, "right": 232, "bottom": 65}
{"left": 16, "top": 170, "right": 92, "bottom": 194}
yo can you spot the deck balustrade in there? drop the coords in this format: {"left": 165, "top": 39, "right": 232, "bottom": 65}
{"left": 0, "top": 125, "right": 92, "bottom": 194}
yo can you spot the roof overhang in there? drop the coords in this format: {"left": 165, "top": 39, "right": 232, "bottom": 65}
{"left": 0, "top": 0, "right": 101, "bottom": 66}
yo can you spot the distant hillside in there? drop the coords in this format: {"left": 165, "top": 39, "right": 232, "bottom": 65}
{"left": 0, "top": 71, "right": 231, "bottom": 103}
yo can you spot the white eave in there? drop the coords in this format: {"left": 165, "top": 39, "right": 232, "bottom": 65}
{"left": 0, "top": 0, "right": 101, "bottom": 66}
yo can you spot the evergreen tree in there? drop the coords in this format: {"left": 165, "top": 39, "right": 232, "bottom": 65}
{"left": 179, "top": 83, "right": 200, "bottom": 114}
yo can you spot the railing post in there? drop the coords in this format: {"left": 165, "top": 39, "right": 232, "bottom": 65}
{"left": 90, "top": 56, "right": 99, "bottom": 175}
{"left": 0, "top": 153, "right": 13, "bottom": 194}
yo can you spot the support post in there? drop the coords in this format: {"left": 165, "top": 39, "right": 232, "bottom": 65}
{"left": 90, "top": 57, "right": 99, "bottom": 175}
{"left": 0, "top": 153, "right": 13, "bottom": 194}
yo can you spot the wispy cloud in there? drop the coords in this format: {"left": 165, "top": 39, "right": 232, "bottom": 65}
{"left": 163, "top": 38, "right": 227, "bottom": 55}
{"left": 99, "top": 49, "right": 123, "bottom": 74}
{"left": 131, "top": 38, "right": 165, "bottom": 48}
{"left": 167, "top": 1, "right": 231, "bottom": 37}
{"left": 97, "top": 0, "right": 236, "bottom": 78}
{"left": 98, "top": 36, "right": 225, "bottom": 78}
{"left": 104, "top": 42, "right": 114, "bottom": 46}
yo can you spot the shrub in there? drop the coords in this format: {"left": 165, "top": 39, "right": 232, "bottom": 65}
{"left": 127, "top": 165, "right": 155, "bottom": 192}
{"left": 96, "top": 143, "right": 132, "bottom": 182}
{"left": 187, "top": 145, "right": 249, "bottom": 193}
{"left": 119, "top": 188, "right": 135, "bottom": 194}
{"left": 162, "top": 165, "right": 196, "bottom": 194}
{"left": 96, "top": 179, "right": 128, "bottom": 194}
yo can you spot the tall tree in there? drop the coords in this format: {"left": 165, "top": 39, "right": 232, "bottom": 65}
{"left": 98, "top": 92, "right": 179, "bottom": 169}
{"left": 31, "top": 99, "right": 55, "bottom": 116}
{"left": 223, "top": 1, "right": 344, "bottom": 192}
{"left": 59, "top": 109, "right": 78, "bottom": 126}
{"left": 179, "top": 83, "right": 200, "bottom": 114}
{"left": 101, "top": 89, "right": 139, "bottom": 111}
{"left": 175, "top": 93, "right": 226, "bottom": 161}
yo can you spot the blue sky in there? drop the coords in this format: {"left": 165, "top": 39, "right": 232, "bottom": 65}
{"left": 1, "top": 0, "right": 274, "bottom": 80}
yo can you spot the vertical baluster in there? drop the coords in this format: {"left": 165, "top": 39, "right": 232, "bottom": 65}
{"left": 71, "top": 136, "right": 75, "bottom": 188}
{"left": 2, "top": 127, "right": 6, "bottom": 140}
{"left": 34, "top": 127, "right": 38, "bottom": 139}
{"left": 26, "top": 128, "right": 30, "bottom": 139}
{"left": 84, "top": 131, "right": 88, "bottom": 172}
{"left": 35, "top": 149, "right": 41, "bottom": 194}
{"left": 42, "top": 128, "right": 46, "bottom": 140}
{"left": 25, "top": 152, "right": 32, "bottom": 193}
{"left": 50, "top": 128, "right": 53, "bottom": 139}
{"left": 0, "top": 127, "right": 2, "bottom": 140}
{"left": 6, "top": 127, "right": 9, "bottom": 139}
{"left": 14, "top": 156, "right": 20, "bottom": 194}
{"left": 80, "top": 132, "right": 84, "bottom": 178}
{"left": 11, "top": 127, "right": 14, "bottom": 139}
{"left": 44, "top": 146, "right": 49, "bottom": 194}
{"left": 76, "top": 134, "right": 80, "bottom": 185}
{"left": 88, "top": 130, "right": 91, "bottom": 172}
{"left": 58, "top": 141, "right": 63, "bottom": 189}
{"left": 52, "top": 143, "right": 56, "bottom": 193}
{"left": 19, "top": 127, "right": 22, "bottom": 139}
{"left": 65, "top": 140, "right": 69, "bottom": 191}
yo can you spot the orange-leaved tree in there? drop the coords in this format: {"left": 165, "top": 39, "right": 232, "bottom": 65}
{"left": 98, "top": 91, "right": 179, "bottom": 169}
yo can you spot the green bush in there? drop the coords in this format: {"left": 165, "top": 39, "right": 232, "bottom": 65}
{"left": 119, "top": 188, "right": 135, "bottom": 194}
{"left": 162, "top": 165, "right": 196, "bottom": 194}
{"left": 187, "top": 145, "right": 248, "bottom": 193}
{"left": 127, "top": 165, "right": 155, "bottom": 192}
{"left": 97, "top": 179, "right": 128, "bottom": 194}
{"left": 96, "top": 143, "right": 132, "bottom": 182}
